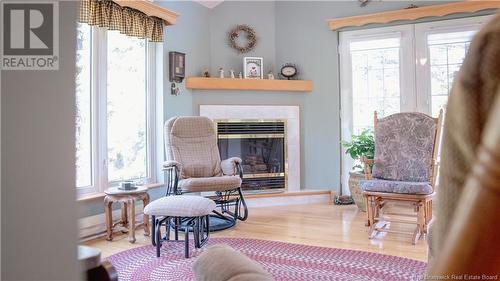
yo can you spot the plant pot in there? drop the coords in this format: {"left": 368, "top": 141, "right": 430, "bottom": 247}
{"left": 348, "top": 171, "right": 366, "bottom": 212}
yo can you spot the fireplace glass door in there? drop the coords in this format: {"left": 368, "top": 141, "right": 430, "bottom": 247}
{"left": 217, "top": 121, "right": 286, "bottom": 193}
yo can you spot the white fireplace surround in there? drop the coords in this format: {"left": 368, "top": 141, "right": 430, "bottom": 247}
{"left": 199, "top": 105, "right": 300, "bottom": 192}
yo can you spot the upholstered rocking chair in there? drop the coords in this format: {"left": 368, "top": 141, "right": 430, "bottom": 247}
{"left": 360, "top": 110, "right": 443, "bottom": 244}
{"left": 163, "top": 116, "right": 248, "bottom": 231}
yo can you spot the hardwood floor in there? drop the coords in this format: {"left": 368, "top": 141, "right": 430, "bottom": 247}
{"left": 84, "top": 202, "right": 428, "bottom": 262}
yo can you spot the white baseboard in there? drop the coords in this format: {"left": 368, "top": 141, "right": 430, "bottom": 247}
{"left": 246, "top": 193, "right": 331, "bottom": 208}
{"left": 79, "top": 203, "right": 145, "bottom": 241}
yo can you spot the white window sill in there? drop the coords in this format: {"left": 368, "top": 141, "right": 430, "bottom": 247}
{"left": 76, "top": 183, "right": 164, "bottom": 202}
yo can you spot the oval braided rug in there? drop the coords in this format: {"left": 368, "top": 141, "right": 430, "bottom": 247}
{"left": 106, "top": 238, "right": 426, "bottom": 281}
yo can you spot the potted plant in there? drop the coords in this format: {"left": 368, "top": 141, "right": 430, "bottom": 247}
{"left": 341, "top": 130, "right": 375, "bottom": 212}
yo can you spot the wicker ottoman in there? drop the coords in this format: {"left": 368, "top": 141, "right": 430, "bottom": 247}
{"left": 144, "top": 196, "right": 215, "bottom": 258}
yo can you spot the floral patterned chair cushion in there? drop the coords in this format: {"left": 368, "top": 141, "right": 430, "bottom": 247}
{"left": 372, "top": 112, "right": 437, "bottom": 182}
{"left": 359, "top": 179, "right": 433, "bottom": 195}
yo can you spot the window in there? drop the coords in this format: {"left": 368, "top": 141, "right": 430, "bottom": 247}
{"left": 107, "top": 31, "right": 148, "bottom": 182}
{"left": 76, "top": 23, "right": 93, "bottom": 189}
{"left": 349, "top": 36, "right": 403, "bottom": 133}
{"left": 75, "top": 23, "right": 156, "bottom": 195}
{"left": 339, "top": 15, "right": 491, "bottom": 193}
{"left": 415, "top": 17, "right": 489, "bottom": 116}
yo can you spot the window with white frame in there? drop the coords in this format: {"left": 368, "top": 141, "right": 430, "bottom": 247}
{"left": 414, "top": 17, "right": 488, "bottom": 116}
{"left": 75, "top": 23, "right": 156, "bottom": 196}
{"left": 339, "top": 15, "right": 491, "bottom": 193}
{"left": 347, "top": 34, "right": 410, "bottom": 133}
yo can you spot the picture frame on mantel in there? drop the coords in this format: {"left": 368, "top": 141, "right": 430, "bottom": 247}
{"left": 243, "top": 57, "right": 263, "bottom": 79}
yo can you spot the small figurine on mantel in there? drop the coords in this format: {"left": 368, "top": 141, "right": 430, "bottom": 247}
{"left": 202, "top": 67, "right": 210, "bottom": 77}
{"left": 238, "top": 72, "right": 243, "bottom": 79}
{"left": 267, "top": 71, "right": 275, "bottom": 80}
{"left": 219, "top": 67, "right": 224, "bottom": 78}
{"left": 230, "top": 69, "right": 235, "bottom": 78}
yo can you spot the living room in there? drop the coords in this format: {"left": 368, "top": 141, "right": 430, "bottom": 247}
{"left": 2, "top": 0, "right": 500, "bottom": 280}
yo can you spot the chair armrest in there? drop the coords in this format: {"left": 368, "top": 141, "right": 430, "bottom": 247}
{"left": 162, "top": 160, "right": 181, "bottom": 170}
{"left": 221, "top": 157, "right": 242, "bottom": 176}
{"left": 162, "top": 160, "right": 181, "bottom": 195}
{"left": 361, "top": 156, "right": 374, "bottom": 180}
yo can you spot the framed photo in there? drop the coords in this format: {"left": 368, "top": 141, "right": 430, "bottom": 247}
{"left": 243, "top": 57, "right": 263, "bottom": 79}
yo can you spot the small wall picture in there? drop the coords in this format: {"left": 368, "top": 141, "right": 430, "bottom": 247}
{"left": 243, "top": 57, "right": 263, "bottom": 79}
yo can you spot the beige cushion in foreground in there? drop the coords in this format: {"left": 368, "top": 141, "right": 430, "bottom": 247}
{"left": 193, "top": 245, "right": 274, "bottom": 281}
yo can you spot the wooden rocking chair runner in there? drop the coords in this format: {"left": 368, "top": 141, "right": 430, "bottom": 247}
{"left": 360, "top": 110, "right": 444, "bottom": 244}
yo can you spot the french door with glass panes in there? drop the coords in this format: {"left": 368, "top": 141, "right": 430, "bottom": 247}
{"left": 339, "top": 15, "right": 491, "bottom": 194}
{"left": 415, "top": 16, "right": 490, "bottom": 116}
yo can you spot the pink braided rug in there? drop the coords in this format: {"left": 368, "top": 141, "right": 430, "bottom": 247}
{"left": 106, "top": 237, "right": 426, "bottom": 281}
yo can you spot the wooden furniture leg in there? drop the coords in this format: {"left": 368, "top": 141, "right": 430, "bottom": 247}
{"left": 364, "top": 195, "right": 371, "bottom": 226}
{"left": 426, "top": 200, "right": 433, "bottom": 223}
{"left": 422, "top": 200, "right": 431, "bottom": 233}
{"left": 143, "top": 193, "right": 150, "bottom": 236}
{"left": 366, "top": 195, "right": 374, "bottom": 227}
{"left": 412, "top": 201, "right": 425, "bottom": 245}
{"left": 104, "top": 198, "right": 113, "bottom": 241}
{"left": 419, "top": 202, "right": 426, "bottom": 234}
{"left": 375, "top": 197, "right": 383, "bottom": 219}
{"left": 128, "top": 199, "right": 136, "bottom": 243}
{"left": 367, "top": 196, "right": 379, "bottom": 239}
{"left": 121, "top": 202, "right": 128, "bottom": 229}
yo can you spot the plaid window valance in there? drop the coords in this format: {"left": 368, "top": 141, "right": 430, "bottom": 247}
{"left": 79, "top": 0, "right": 164, "bottom": 42}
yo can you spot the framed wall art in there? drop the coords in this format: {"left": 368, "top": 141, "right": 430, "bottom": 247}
{"left": 169, "top": 51, "right": 185, "bottom": 83}
{"left": 243, "top": 57, "right": 263, "bottom": 79}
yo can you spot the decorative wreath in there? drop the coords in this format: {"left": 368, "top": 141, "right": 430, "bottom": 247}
{"left": 228, "top": 25, "right": 257, "bottom": 54}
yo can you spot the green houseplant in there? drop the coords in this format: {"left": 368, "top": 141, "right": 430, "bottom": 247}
{"left": 341, "top": 130, "right": 375, "bottom": 211}
{"left": 341, "top": 129, "right": 375, "bottom": 169}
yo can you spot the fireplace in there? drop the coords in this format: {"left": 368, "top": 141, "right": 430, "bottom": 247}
{"left": 215, "top": 120, "right": 287, "bottom": 193}
{"left": 200, "top": 105, "right": 299, "bottom": 192}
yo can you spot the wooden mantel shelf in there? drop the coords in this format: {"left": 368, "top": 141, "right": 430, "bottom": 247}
{"left": 328, "top": 1, "right": 500, "bottom": 30}
{"left": 185, "top": 77, "right": 313, "bottom": 92}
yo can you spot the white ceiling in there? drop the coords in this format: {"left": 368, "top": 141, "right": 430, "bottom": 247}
{"left": 195, "top": 1, "right": 224, "bottom": 9}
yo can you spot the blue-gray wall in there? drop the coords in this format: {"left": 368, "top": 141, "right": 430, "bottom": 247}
{"left": 209, "top": 1, "right": 276, "bottom": 75}
{"left": 161, "top": 1, "right": 211, "bottom": 118}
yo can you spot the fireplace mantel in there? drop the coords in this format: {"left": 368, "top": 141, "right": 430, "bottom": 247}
{"left": 186, "top": 77, "right": 313, "bottom": 92}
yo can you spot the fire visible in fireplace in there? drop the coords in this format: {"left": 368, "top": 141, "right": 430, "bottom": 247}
{"left": 216, "top": 120, "right": 286, "bottom": 193}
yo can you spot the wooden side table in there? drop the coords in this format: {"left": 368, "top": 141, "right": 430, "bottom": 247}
{"left": 104, "top": 186, "right": 150, "bottom": 243}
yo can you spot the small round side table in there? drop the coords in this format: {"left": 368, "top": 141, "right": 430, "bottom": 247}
{"left": 104, "top": 186, "right": 150, "bottom": 243}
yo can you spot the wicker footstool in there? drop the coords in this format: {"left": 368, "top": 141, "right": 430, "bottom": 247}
{"left": 144, "top": 196, "right": 215, "bottom": 258}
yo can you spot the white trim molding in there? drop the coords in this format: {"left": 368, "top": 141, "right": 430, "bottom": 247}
{"left": 79, "top": 203, "right": 146, "bottom": 241}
